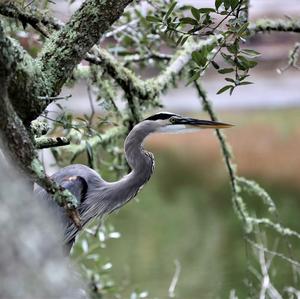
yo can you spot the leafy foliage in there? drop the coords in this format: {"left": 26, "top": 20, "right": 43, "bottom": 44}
{"left": 145, "top": 0, "right": 258, "bottom": 94}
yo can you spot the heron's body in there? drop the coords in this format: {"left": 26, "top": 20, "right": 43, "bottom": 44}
{"left": 35, "top": 120, "right": 155, "bottom": 251}
{"left": 34, "top": 112, "right": 232, "bottom": 253}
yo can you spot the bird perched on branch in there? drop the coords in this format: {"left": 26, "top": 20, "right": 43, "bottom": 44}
{"left": 34, "top": 112, "right": 232, "bottom": 253}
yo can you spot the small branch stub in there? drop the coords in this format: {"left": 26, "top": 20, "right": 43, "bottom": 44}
{"left": 35, "top": 136, "right": 70, "bottom": 149}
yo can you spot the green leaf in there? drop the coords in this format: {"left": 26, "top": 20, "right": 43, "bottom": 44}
{"left": 181, "top": 35, "right": 189, "bottom": 46}
{"left": 239, "top": 81, "right": 253, "bottom": 85}
{"left": 221, "top": 52, "right": 235, "bottom": 65}
{"left": 238, "top": 55, "right": 257, "bottom": 68}
{"left": 225, "top": 77, "right": 235, "bottom": 83}
{"left": 217, "top": 85, "right": 233, "bottom": 94}
{"left": 191, "top": 7, "right": 200, "bottom": 21}
{"left": 237, "top": 22, "right": 249, "bottom": 35}
{"left": 215, "top": 0, "right": 223, "bottom": 10}
{"left": 239, "top": 74, "right": 250, "bottom": 81}
{"left": 176, "top": 35, "right": 183, "bottom": 46}
{"left": 165, "top": 1, "right": 177, "bottom": 20}
{"left": 199, "top": 8, "right": 215, "bottom": 13}
{"left": 146, "top": 15, "right": 162, "bottom": 23}
{"left": 192, "top": 50, "right": 206, "bottom": 66}
{"left": 227, "top": 43, "right": 239, "bottom": 54}
{"left": 218, "top": 68, "right": 234, "bottom": 74}
{"left": 211, "top": 60, "right": 220, "bottom": 69}
{"left": 230, "top": 0, "right": 239, "bottom": 9}
{"left": 180, "top": 17, "right": 198, "bottom": 25}
{"left": 241, "top": 49, "right": 261, "bottom": 57}
{"left": 56, "top": 103, "right": 63, "bottom": 110}
{"left": 248, "top": 60, "right": 258, "bottom": 68}
{"left": 186, "top": 71, "right": 200, "bottom": 85}
{"left": 223, "top": 0, "right": 231, "bottom": 10}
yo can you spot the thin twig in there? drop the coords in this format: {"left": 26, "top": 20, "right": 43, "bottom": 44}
{"left": 245, "top": 237, "right": 300, "bottom": 269}
{"left": 194, "top": 80, "right": 247, "bottom": 223}
{"left": 168, "top": 259, "right": 181, "bottom": 298}
{"left": 87, "top": 84, "right": 95, "bottom": 128}
{"left": 38, "top": 94, "right": 72, "bottom": 101}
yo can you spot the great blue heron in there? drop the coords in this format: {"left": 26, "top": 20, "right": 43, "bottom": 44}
{"left": 34, "top": 112, "right": 232, "bottom": 253}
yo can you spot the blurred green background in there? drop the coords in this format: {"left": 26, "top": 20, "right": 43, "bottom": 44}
{"left": 74, "top": 109, "right": 300, "bottom": 299}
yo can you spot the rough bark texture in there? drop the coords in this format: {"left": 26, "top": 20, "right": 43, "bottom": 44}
{"left": 0, "top": 55, "right": 80, "bottom": 224}
{"left": 0, "top": 24, "right": 36, "bottom": 172}
{"left": 0, "top": 21, "right": 50, "bottom": 125}
{"left": 1, "top": 0, "right": 133, "bottom": 124}
{"left": 38, "top": 0, "right": 133, "bottom": 98}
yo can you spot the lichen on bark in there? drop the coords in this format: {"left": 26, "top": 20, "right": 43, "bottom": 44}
{"left": 38, "top": 0, "right": 134, "bottom": 97}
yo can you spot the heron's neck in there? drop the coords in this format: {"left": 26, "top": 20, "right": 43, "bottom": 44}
{"left": 123, "top": 125, "right": 154, "bottom": 186}
{"left": 108, "top": 125, "right": 154, "bottom": 208}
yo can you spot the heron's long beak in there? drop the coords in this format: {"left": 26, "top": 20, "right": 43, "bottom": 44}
{"left": 173, "top": 117, "right": 233, "bottom": 129}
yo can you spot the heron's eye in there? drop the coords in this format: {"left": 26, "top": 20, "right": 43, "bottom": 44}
{"left": 169, "top": 117, "right": 176, "bottom": 124}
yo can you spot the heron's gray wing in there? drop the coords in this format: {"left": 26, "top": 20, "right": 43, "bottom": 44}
{"left": 60, "top": 176, "right": 88, "bottom": 203}
{"left": 34, "top": 175, "right": 88, "bottom": 253}
{"left": 34, "top": 175, "right": 88, "bottom": 211}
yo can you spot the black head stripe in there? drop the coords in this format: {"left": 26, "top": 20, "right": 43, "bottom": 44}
{"left": 144, "top": 112, "right": 179, "bottom": 121}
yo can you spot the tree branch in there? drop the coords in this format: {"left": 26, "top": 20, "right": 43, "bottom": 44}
{"left": 85, "top": 48, "right": 150, "bottom": 100}
{"left": 86, "top": 35, "right": 223, "bottom": 101}
{"left": 0, "top": 84, "right": 81, "bottom": 227}
{"left": 0, "top": 2, "right": 62, "bottom": 32}
{"left": 84, "top": 18, "right": 300, "bottom": 100}
{"left": 249, "top": 18, "right": 300, "bottom": 34}
{"left": 152, "top": 36, "right": 222, "bottom": 92}
{"left": 38, "top": 0, "right": 133, "bottom": 97}
{"left": 194, "top": 81, "right": 250, "bottom": 226}
{"left": 0, "top": 1, "right": 134, "bottom": 124}
{"left": 35, "top": 136, "right": 70, "bottom": 149}
{"left": 0, "top": 23, "right": 80, "bottom": 227}
{"left": 52, "top": 127, "right": 125, "bottom": 166}
{"left": 194, "top": 81, "right": 300, "bottom": 243}
{"left": 0, "top": 21, "right": 51, "bottom": 125}
{"left": 123, "top": 51, "right": 172, "bottom": 65}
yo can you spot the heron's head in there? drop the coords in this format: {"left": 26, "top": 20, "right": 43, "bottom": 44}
{"left": 143, "top": 112, "right": 233, "bottom": 134}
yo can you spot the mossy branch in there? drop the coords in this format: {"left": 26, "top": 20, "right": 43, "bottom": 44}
{"left": 37, "top": 0, "right": 134, "bottom": 98}
{"left": 0, "top": 23, "right": 80, "bottom": 226}
{"left": 194, "top": 81, "right": 252, "bottom": 227}
{"left": 31, "top": 120, "right": 50, "bottom": 137}
{"left": 52, "top": 127, "right": 126, "bottom": 166}
{"left": 85, "top": 36, "right": 223, "bottom": 107}
{"left": 0, "top": 83, "right": 80, "bottom": 227}
{"left": 249, "top": 18, "right": 300, "bottom": 34}
{"left": 0, "top": 21, "right": 50, "bottom": 125}
{"left": 82, "top": 18, "right": 300, "bottom": 106}
{"left": 279, "top": 42, "right": 300, "bottom": 73}
{"left": 0, "top": 3, "right": 62, "bottom": 29}
{"left": 1, "top": 1, "right": 134, "bottom": 123}
{"left": 194, "top": 80, "right": 300, "bottom": 242}
{"left": 0, "top": 2, "right": 61, "bottom": 36}
{"left": 248, "top": 218, "right": 300, "bottom": 240}
{"left": 35, "top": 136, "right": 70, "bottom": 149}
{"left": 237, "top": 176, "right": 276, "bottom": 213}
{"left": 246, "top": 237, "right": 300, "bottom": 268}
{"left": 86, "top": 48, "right": 151, "bottom": 100}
